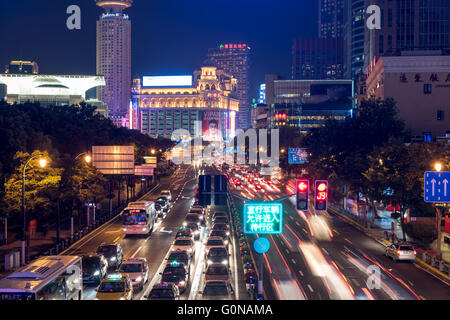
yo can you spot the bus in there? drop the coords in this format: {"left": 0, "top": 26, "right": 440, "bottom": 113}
{"left": 122, "top": 201, "right": 157, "bottom": 236}
{"left": 0, "top": 255, "right": 83, "bottom": 300}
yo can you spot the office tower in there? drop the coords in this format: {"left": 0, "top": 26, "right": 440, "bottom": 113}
{"left": 208, "top": 43, "right": 251, "bottom": 130}
{"left": 96, "top": 0, "right": 132, "bottom": 117}
{"left": 292, "top": 38, "right": 344, "bottom": 80}
{"left": 319, "top": 0, "right": 345, "bottom": 38}
{"left": 343, "top": 0, "right": 365, "bottom": 80}
{"left": 365, "top": 0, "right": 450, "bottom": 72}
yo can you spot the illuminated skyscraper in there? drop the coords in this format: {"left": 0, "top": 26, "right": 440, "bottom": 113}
{"left": 95, "top": 0, "right": 132, "bottom": 117}
{"left": 319, "top": 0, "right": 345, "bottom": 38}
{"left": 208, "top": 44, "right": 251, "bottom": 130}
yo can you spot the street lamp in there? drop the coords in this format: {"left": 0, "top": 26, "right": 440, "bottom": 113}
{"left": 151, "top": 149, "right": 156, "bottom": 155}
{"left": 433, "top": 161, "right": 444, "bottom": 259}
{"left": 435, "top": 163, "right": 442, "bottom": 172}
{"left": 73, "top": 152, "right": 92, "bottom": 238}
{"left": 22, "top": 154, "right": 48, "bottom": 265}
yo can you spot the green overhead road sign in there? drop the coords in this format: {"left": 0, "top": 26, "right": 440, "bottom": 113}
{"left": 243, "top": 203, "right": 283, "bottom": 234}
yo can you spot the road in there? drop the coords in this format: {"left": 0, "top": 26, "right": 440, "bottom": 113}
{"left": 225, "top": 165, "right": 450, "bottom": 300}
{"left": 61, "top": 165, "right": 246, "bottom": 300}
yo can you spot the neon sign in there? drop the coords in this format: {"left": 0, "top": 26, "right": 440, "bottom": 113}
{"left": 244, "top": 203, "right": 283, "bottom": 234}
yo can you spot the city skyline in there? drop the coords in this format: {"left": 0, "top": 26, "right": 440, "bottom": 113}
{"left": 0, "top": 0, "right": 317, "bottom": 99}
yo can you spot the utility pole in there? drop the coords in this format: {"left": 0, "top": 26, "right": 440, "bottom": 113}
{"left": 435, "top": 205, "right": 442, "bottom": 259}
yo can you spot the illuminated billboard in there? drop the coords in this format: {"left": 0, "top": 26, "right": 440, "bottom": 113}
{"left": 142, "top": 76, "right": 193, "bottom": 87}
{"left": 202, "top": 110, "right": 222, "bottom": 142}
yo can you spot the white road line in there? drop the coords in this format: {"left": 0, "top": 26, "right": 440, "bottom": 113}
{"left": 131, "top": 246, "right": 143, "bottom": 258}
{"left": 307, "top": 284, "right": 314, "bottom": 292}
{"left": 291, "top": 259, "right": 297, "bottom": 264}
{"left": 322, "top": 248, "right": 329, "bottom": 255}
{"left": 299, "top": 270, "right": 304, "bottom": 276}
{"left": 113, "top": 236, "right": 120, "bottom": 243}
{"left": 285, "top": 248, "right": 290, "bottom": 254}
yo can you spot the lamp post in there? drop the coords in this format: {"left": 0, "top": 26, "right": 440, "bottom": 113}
{"left": 72, "top": 152, "right": 92, "bottom": 239}
{"left": 434, "top": 162, "right": 443, "bottom": 258}
{"left": 22, "top": 154, "right": 47, "bottom": 265}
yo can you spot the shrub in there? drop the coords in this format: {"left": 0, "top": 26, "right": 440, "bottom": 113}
{"left": 405, "top": 222, "right": 437, "bottom": 244}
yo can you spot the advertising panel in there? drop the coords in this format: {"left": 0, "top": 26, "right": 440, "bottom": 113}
{"left": 142, "top": 76, "right": 192, "bottom": 87}
{"left": 202, "top": 110, "right": 222, "bottom": 141}
{"left": 92, "top": 146, "right": 135, "bottom": 175}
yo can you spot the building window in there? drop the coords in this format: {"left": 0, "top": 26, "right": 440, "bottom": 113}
{"left": 437, "top": 110, "right": 445, "bottom": 121}
{"left": 423, "top": 132, "right": 432, "bottom": 142}
{"left": 424, "top": 84, "right": 432, "bottom": 94}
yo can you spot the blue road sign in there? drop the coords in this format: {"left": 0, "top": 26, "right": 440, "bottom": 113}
{"left": 254, "top": 237, "right": 270, "bottom": 254}
{"left": 289, "top": 148, "right": 308, "bottom": 164}
{"left": 424, "top": 171, "right": 450, "bottom": 203}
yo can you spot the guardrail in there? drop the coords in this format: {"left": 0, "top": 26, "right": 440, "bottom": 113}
{"left": 227, "top": 192, "right": 260, "bottom": 300}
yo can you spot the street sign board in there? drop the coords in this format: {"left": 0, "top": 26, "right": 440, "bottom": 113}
{"left": 92, "top": 146, "right": 135, "bottom": 175}
{"left": 288, "top": 148, "right": 308, "bottom": 164}
{"left": 243, "top": 203, "right": 283, "bottom": 234}
{"left": 143, "top": 156, "right": 157, "bottom": 168}
{"left": 424, "top": 171, "right": 450, "bottom": 203}
{"left": 254, "top": 237, "right": 270, "bottom": 254}
{"left": 135, "top": 166, "right": 154, "bottom": 176}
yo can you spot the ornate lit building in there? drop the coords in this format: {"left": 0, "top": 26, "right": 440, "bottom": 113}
{"left": 132, "top": 60, "right": 239, "bottom": 140}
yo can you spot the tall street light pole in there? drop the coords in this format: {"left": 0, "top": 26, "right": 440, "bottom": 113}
{"left": 434, "top": 162, "right": 443, "bottom": 259}
{"left": 72, "top": 153, "right": 92, "bottom": 240}
{"left": 22, "top": 154, "right": 47, "bottom": 266}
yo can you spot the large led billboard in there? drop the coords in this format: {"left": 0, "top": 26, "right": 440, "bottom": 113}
{"left": 202, "top": 110, "right": 222, "bottom": 142}
{"left": 142, "top": 76, "right": 193, "bottom": 87}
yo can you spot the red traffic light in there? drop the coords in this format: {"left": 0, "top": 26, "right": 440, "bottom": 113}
{"left": 317, "top": 183, "right": 327, "bottom": 192}
{"left": 298, "top": 182, "right": 307, "bottom": 191}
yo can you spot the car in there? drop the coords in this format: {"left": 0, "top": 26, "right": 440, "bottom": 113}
{"left": 212, "top": 223, "right": 230, "bottom": 237}
{"left": 184, "top": 213, "right": 203, "bottom": 226}
{"left": 155, "top": 202, "right": 165, "bottom": 218}
{"left": 96, "top": 243, "right": 123, "bottom": 268}
{"left": 172, "top": 237, "right": 195, "bottom": 257}
{"left": 167, "top": 250, "right": 192, "bottom": 270}
{"left": 204, "top": 263, "right": 231, "bottom": 283}
{"left": 186, "top": 222, "right": 200, "bottom": 241}
{"left": 119, "top": 258, "right": 149, "bottom": 291}
{"left": 192, "top": 200, "right": 205, "bottom": 207}
{"left": 205, "top": 247, "right": 230, "bottom": 267}
{"left": 147, "top": 282, "right": 180, "bottom": 300}
{"left": 95, "top": 273, "right": 133, "bottom": 300}
{"left": 212, "top": 216, "right": 229, "bottom": 225}
{"left": 200, "top": 280, "right": 234, "bottom": 300}
{"left": 212, "top": 211, "right": 228, "bottom": 219}
{"left": 385, "top": 243, "right": 416, "bottom": 262}
{"left": 188, "top": 209, "right": 206, "bottom": 226}
{"left": 175, "top": 228, "right": 194, "bottom": 241}
{"left": 156, "top": 197, "right": 169, "bottom": 213}
{"left": 204, "top": 236, "right": 228, "bottom": 254}
{"left": 81, "top": 254, "right": 108, "bottom": 285}
{"left": 190, "top": 207, "right": 206, "bottom": 216}
{"left": 160, "top": 190, "right": 172, "bottom": 201}
{"left": 160, "top": 262, "right": 190, "bottom": 293}
{"left": 209, "top": 230, "right": 229, "bottom": 242}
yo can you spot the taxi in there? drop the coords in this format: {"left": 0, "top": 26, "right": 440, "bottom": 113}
{"left": 119, "top": 258, "right": 149, "bottom": 291}
{"left": 95, "top": 273, "right": 133, "bottom": 300}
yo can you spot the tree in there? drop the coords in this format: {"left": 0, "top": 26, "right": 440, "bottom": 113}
{"left": 4, "top": 151, "right": 63, "bottom": 221}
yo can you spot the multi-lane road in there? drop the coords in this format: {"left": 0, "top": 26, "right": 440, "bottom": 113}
{"left": 224, "top": 165, "right": 450, "bottom": 300}
{"left": 60, "top": 165, "right": 246, "bottom": 300}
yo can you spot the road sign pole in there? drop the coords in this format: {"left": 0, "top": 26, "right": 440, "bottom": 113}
{"left": 435, "top": 205, "right": 442, "bottom": 259}
{"left": 258, "top": 252, "right": 263, "bottom": 296}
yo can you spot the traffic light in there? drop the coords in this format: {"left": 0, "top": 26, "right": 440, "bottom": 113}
{"left": 296, "top": 179, "right": 309, "bottom": 211}
{"left": 314, "top": 180, "right": 328, "bottom": 211}
{"left": 214, "top": 175, "right": 228, "bottom": 206}
{"left": 198, "top": 175, "right": 212, "bottom": 206}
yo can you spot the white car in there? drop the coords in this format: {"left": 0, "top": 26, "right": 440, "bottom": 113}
{"left": 160, "top": 190, "right": 172, "bottom": 201}
{"left": 172, "top": 237, "right": 195, "bottom": 257}
{"left": 204, "top": 236, "right": 227, "bottom": 254}
{"left": 119, "top": 258, "right": 149, "bottom": 291}
{"left": 385, "top": 244, "right": 416, "bottom": 262}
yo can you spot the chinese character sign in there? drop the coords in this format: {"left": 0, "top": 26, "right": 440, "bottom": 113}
{"left": 244, "top": 203, "right": 283, "bottom": 234}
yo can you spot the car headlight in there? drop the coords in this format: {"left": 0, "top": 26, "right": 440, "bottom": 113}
{"left": 120, "top": 297, "right": 126, "bottom": 300}
{"left": 187, "top": 248, "right": 193, "bottom": 252}
{"left": 222, "top": 260, "right": 228, "bottom": 265}
{"left": 178, "top": 281, "right": 185, "bottom": 286}
{"left": 143, "top": 228, "right": 147, "bottom": 231}
{"left": 110, "top": 257, "right": 117, "bottom": 262}
{"left": 123, "top": 228, "right": 127, "bottom": 232}
{"left": 194, "top": 230, "right": 200, "bottom": 235}
{"left": 207, "top": 260, "right": 213, "bottom": 265}
{"left": 183, "top": 222, "right": 187, "bottom": 226}
{"left": 135, "top": 276, "right": 142, "bottom": 283}
{"left": 224, "top": 240, "right": 229, "bottom": 245}
{"left": 226, "top": 232, "right": 230, "bottom": 236}
{"left": 93, "top": 270, "right": 100, "bottom": 276}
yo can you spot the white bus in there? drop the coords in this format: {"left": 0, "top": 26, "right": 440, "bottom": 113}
{"left": 122, "top": 201, "right": 157, "bottom": 236}
{"left": 0, "top": 255, "right": 83, "bottom": 300}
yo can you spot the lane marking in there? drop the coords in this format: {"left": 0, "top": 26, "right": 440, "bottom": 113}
{"left": 131, "top": 246, "right": 143, "bottom": 258}
{"left": 113, "top": 236, "right": 120, "bottom": 243}
{"left": 299, "top": 270, "right": 304, "bottom": 276}
{"left": 344, "top": 238, "right": 352, "bottom": 244}
{"left": 291, "top": 259, "right": 297, "bottom": 264}
{"left": 307, "top": 284, "right": 314, "bottom": 292}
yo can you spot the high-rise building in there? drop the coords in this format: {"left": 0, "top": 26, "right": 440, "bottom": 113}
{"left": 5, "top": 61, "right": 39, "bottom": 74}
{"left": 95, "top": 0, "right": 132, "bottom": 117}
{"left": 364, "top": 0, "right": 450, "bottom": 73}
{"left": 319, "top": 0, "right": 345, "bottom": 38}
{"left": 343, "top": 0, "right": 365, "bottom": 80}
{"left": 292, "top": 38, "right": 344, "bottom": 80}
{"left": 208, "top": 43, "right": 251, "bottom": 130}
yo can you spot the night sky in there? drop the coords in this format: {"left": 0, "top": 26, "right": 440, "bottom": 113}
{"left": 0, "top": 0, "right": 318, "bottom": 97}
